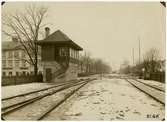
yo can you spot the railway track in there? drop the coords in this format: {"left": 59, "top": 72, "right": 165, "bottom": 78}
{"left": 37, "top": 80, "right": 91, "bottom": 120}
{"left": 134, "top": 79, "right": 165, "bottom": 92}
{"left": 2, "top": 80, "right": 83, "bottom": 109}
{"left": 2, "top": 78, "right": 96, "bottom": 120}
{"left": 2, "top": 79, "right": 82, "bottom": 101}
{"left": 125, "top": 78, "right": 165, "bottom": 105}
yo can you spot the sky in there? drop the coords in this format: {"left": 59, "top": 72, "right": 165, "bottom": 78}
{"left": 2, "top": 2, "right": 165, "bottom": 70}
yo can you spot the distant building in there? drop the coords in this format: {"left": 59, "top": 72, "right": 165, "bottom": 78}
{"left": 2, "top": 37, "right": 43, "bottom": 76}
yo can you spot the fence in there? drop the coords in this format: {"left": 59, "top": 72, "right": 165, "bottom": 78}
{"left": 150, "top": 72, "right": 165, "bottom": 83}
{"left": 144, "top": 72, "right": 165, "bottom": 83}
{"left": 78, "top": 72, "right": 98, "bottom": 77}
{"left": 2, "top": 75, "right": 43, "bottom": 86}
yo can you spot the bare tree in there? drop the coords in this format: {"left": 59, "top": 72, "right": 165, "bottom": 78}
{"left": 79, "top": 51, "right": 92, "bottom": 73}
{"left": 78, "top": 51, "right": 111, "bottom": 75}
{"left": 143, "top": 47, "right": 160, "bottom": 73}
{"left": 2, "top": 5, "right": 48, "bottom": 75}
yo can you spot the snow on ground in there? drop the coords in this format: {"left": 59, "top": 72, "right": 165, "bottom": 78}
{"left": 4, "top": 84, "right": 83, "bottom": 120}
{"left": 44, "top": 78, "right": 165, "bottom": 121}
{"left": 138, "top": 79, "right": 165, "bottom": 90}
{"left": 2, "top": 83, "right": 54, "bottom": 99}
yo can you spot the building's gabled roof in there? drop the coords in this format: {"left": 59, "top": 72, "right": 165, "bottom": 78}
{"left": 37, "top": 30, "right": 83, "bottom": 50}
{"left": 2, "top": 41, "right": 42, "bottom": 55}
{"left": 2, "top": 41, "right": 22, "bottom": 51}
{"left": 43, "top": 30, "right": 71, "bottom": 42}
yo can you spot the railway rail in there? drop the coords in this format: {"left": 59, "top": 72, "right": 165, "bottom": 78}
{"left": 37, "top": 80, "right": 91, "bottom": 120}
{"left": 2, "top": 78, "right": 96, "bottom": 120}
{"left": 125, "top": 78, "right": 165, "bottom": 105}
{"left": 2, "top": 79, "right": 82, "bottom": 101}
{"left": 2, "top": 80, "right": 84, "bottom": 115}
{"left": 134, "top": 79, "right": 165, "bottom": 92}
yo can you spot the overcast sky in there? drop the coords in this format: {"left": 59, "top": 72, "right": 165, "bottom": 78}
{"left": 2, "top": 2, "right": 165, "bottom": 70}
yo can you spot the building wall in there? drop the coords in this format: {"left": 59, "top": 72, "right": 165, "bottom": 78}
{"left": 49, "top": 63, "right": 78, "bottom": 83}
{"left": 2, "top": 49, "right": 43, "bottom": 76}
{"left": 41, "top": 46, "right": 80, "bottom": 82}
{"left": 42, "top": 46, "right": 55, "bottom": 61}
{"left": 42, "top": 61, "right": 61, "bottom": 82}
{"left": 2, "top": 48, "right": 80, "bottom": 83}
{"left": 42, "top": 61, "right": 79, "bottom": 82}
{"left": 65, "top": 63, "right": 78, "bottom": 81}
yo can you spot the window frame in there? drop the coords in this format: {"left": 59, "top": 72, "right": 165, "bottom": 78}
{"left": 8, "top": 60, "right": 13, "bottom": 67}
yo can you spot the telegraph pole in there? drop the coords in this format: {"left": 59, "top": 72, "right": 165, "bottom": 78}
{"left": 138, "top": 36, "right": 142, "bottom": 78}
{"left": 132, "top": 48, "right": 134, "bottom": 65}
{"left": 138, "top": 37, "right": 141, "bottom": 64}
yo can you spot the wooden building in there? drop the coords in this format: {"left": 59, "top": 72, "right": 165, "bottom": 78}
{"left": 37, "top": 28, "right": 83, "bottom": 82}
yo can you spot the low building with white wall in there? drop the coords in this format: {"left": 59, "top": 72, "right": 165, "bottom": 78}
{"left": 2, "top": 37, "right": 43, "bottom": 76}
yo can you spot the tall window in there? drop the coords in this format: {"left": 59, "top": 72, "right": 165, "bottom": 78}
{"left": 22, "top": 71, "right": 26, "bottom": 76}
{"left": 74, "top": 50, "right": 76, "bottom": 58}
{"left": 3, "top": 72, "right": 6, "bottom": 76}
{"left": 16, "top": 72, "right": 19, "bottom": 76}
{"left": 21, "top": 52, "right": 26, "bottom": 58}
{"left": 14, "top": 51, "right": 19, "bottom": 59}
{"left": 8, "top": 60, "right": 13, "bottom": 67}
{"left": 76, "top": 52, "right": 79, "bottom": 59}
{"left": 75, "top": 51, "right": 77, "bottom": 59}
{"left": 2, "top": 60, "right": 6, "bottom": 68}
{"left": 70, "top": 48, "right": 72, "bottom": 57}
{"left": 8, "top": 51, "right": 13, "bottom": 59}
{"left": 15, "top": 60, "right": 20, "bottom": 67}
{"left": 70, "top": 48, "right": 74, "bottom": 58}
{"left": 59, "top": 48, "right": 67, "bottom": 56}
{"left": 73, "top": 49, "right": 75, "bottom": 58}
{"left": 70, "top": 49, "right": 77, "bottom": 59}
{"left": 72, "top": 49, "right": 74, "bottom": 58}
{"left": 9, "top": 72, "right": 12, "bottom": 76}
{"left": 2, "top": 52, "right": 6, "bottom": 59}
{"left": 22, "top": 60, "right": 26, "bottom": 67}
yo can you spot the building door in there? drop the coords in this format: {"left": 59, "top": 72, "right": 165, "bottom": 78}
{"left": 46, "top": 68, "right": 52, "bottom": 81}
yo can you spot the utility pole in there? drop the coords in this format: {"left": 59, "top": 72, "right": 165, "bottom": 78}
{"left": 138, "top": 37, "right": 141, "bottom": 65}
{"left": 138, "top": 36, "right": 142, "bottom": 78}
{"left": 132, "top": 48, "right": 134, "bottom": 65}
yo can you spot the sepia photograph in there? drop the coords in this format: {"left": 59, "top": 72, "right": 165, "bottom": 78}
{"left": 1, "top": 1, "right": 165, "bottom": 121}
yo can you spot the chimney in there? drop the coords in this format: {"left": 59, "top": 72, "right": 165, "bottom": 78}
{"left": 45, "top": 27, "right": 50, "bottom": 38}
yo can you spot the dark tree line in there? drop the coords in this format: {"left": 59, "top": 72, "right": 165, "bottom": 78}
{"left": 119, "top": 48, "right": 165, "bottom": 75}
{"left": 78, "top": 52, "right": 112, "bottom": 75}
